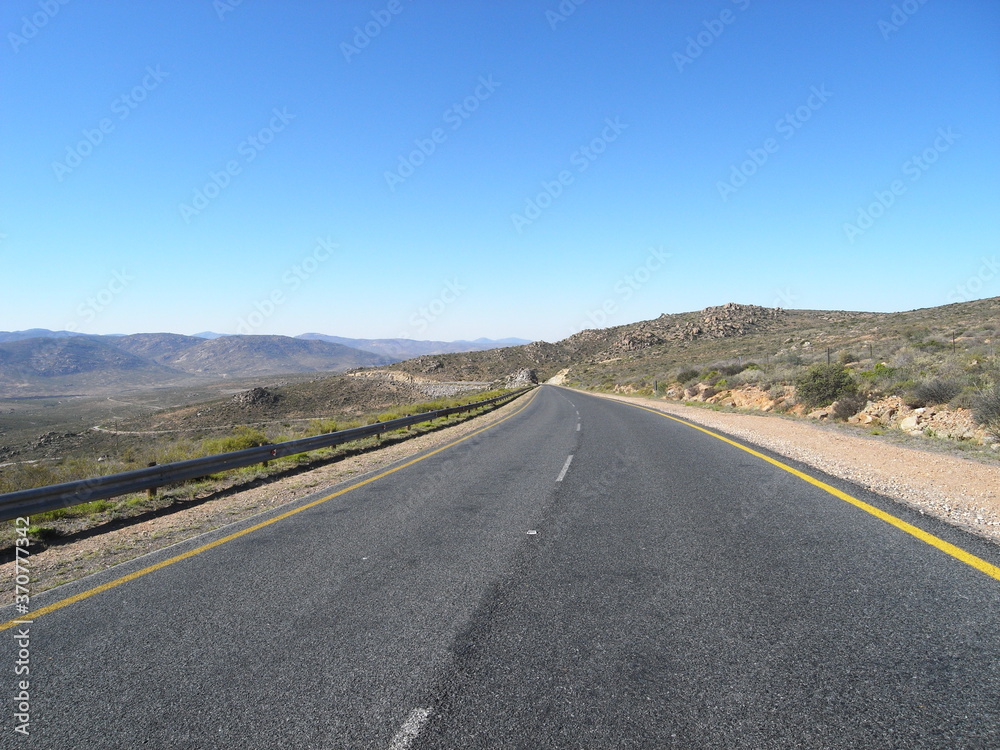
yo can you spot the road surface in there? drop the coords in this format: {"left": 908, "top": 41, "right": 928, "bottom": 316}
{"left": 2, "top": 385, "right": 998, "bottom": 748}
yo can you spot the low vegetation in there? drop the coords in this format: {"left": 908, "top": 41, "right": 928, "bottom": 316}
{"left": 795, "top": 364, "right": 858, "bottom": 409}
{"left": 974, "top": 384, "right": 1000, "bottom": 440}
{"left": 0, "top": 388, "right": 515, "bottom": 543}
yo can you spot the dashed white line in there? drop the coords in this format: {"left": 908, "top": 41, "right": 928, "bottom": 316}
{"left": 576, "top": 423, "right": 581, "bottom": 431}
{"left": 556, "top": 454, "right": 574, "bottom": 482}
{"left": 389, "top": 707, "right": 432, "bottom": 750}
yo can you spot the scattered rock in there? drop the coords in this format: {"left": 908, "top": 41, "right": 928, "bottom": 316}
{"left": 232, "top": 387, "right": 280, "bottom": 408}
{"left": 503, "top": 369, "right": 538, "bottom": 388}
{"left": 612, "top": 328, "right": 663, "bottom": 353}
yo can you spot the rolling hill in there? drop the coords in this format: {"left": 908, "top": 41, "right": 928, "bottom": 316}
{"left": 0, "top": 333, "right": 392, "bottom": 397}
{"left": 385, "top": 299, "right": 1000, "bottom": 387}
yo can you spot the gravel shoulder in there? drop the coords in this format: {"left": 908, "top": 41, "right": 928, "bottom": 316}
{"left": 589, "top": 390, "right": 1000, "bottom": 545}
{"left": 2, "top": 394, "right": 533, "bottom": 594}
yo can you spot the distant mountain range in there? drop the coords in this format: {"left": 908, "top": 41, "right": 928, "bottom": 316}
{"left": 0, "top": 333, "right": 390, "bottom": 397}
{"left": 296, "top": 333, "right": 530, "bottom": 359}
{"left": 0, "top": 330, "right": 531, "bottom": 397}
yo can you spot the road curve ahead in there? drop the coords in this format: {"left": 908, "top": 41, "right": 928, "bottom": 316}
{"left": 2, "top": 385, "right": 998, "bottom": 748}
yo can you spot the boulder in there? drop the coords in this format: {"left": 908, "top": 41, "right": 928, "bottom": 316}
{"left": 503, "top": 368, "right": 538, "bottom": 388}
{"left": 232, "top": 387, "right": 279, "bottom": 408}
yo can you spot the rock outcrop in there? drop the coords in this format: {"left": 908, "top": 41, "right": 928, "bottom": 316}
{"left": 503, "top": 369, "right": 538, "bottom": 388}
{"left": 232, "top": 387, "right": 280, "bottom": 408}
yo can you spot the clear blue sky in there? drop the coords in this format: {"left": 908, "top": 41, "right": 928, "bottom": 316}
{"left": 3, "top": 1, "right": 998, "bottom": 342}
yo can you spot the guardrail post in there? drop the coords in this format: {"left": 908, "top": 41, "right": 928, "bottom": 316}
{"left": 146, "top": 462, "right": 157, "bottom": 498}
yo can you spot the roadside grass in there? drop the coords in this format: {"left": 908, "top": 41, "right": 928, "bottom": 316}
{"left": 0, "top": 388, "right": 516, "bottom": 549}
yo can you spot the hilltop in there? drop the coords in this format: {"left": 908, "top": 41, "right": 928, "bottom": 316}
{"left": 385, "top": 299, "right": 999, "bottom": 388}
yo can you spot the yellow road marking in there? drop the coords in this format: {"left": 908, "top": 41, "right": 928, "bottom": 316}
{"left": 1, "top": 389, "right": 540, "bottom": 631}
{"left": 622, "top": 400, "right": 1000, "bottom": 582}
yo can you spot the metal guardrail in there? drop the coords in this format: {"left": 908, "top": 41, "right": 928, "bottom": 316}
{"left": 0, "top": 387, "right": 533, "bottom": 522}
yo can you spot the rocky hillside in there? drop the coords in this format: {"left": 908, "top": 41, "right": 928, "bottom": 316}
{"left": 387, "top": 302, "right": 792, "bottom": 382}
{"left": 386, "top": 298, "right": 1000, "bottom": 389}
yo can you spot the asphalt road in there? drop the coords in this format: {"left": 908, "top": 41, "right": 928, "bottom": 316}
{"left": 2, "top": 385, "right": 998, "bottom": 749}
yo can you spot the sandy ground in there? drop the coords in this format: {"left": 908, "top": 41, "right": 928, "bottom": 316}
{"left": 2, "top": 394, "right": 534, "bottom": 594}
{"left": 592, "top": 391, "right": 1000, "bottom": 545}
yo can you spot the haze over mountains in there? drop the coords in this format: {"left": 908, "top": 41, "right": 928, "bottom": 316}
{"left": 3, "top": 297, "right": 996, "bottom": 398}
{"left": 297, "top": 333, "right": 530, "bottom": 359}
{"left": 0, "top": 330, "right": 529, "bottom": 397}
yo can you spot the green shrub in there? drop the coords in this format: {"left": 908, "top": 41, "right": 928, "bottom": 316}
{"left": 950, "top": 387, "right": 978, "bottom": 410}
{"left": 201, "top": 426, "right": 268, "bottom": 455}
{"left": 907, "top": 378, "right": 962, "bottom": 408}
{"left": 833, "top": 393, "right": 868, "bottom": 421}
{"left": 26, "top": 525, "right": 61, "bottom": 541}
{"left": 307, "top": 419, "right": 338, "bottom": 436}
{"left": 860, "top": 362, "right": 896, "bottom": 381}
{"left": 886, "top": 377, "right": 917, "bottom": 396}
{"left": 973, "top": 385, "right": 1000, "bottom": 438}
{"left": 675, "top": 368, "right": 699, "bottom": 384}
{"left": 795, "top": 364, "right": 857, "bottom": 408}
{"left": 913, "top": 339, "right": 946, "bottom": 353}
{"left": 718, "top": 364, "right": 744, "bottom": 377}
